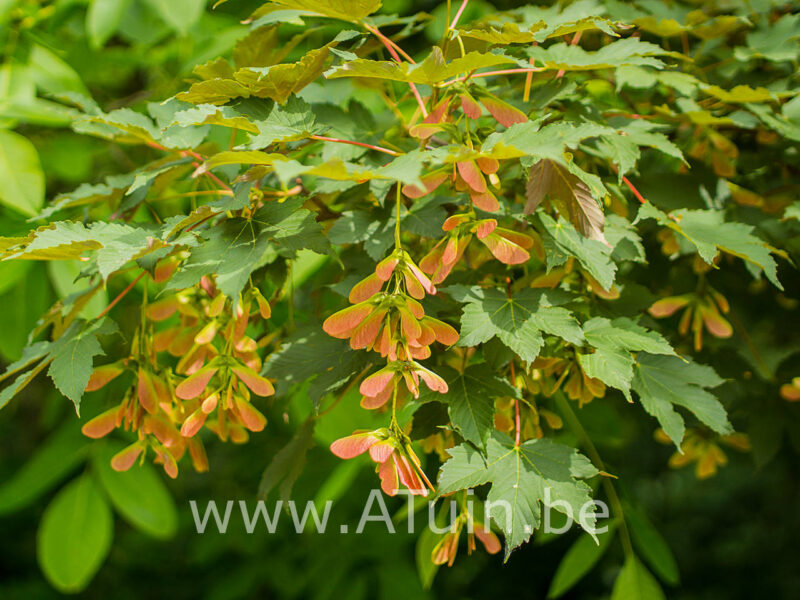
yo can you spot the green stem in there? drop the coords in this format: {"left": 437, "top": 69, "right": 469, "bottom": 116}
{"left": 555, "top": 392, "right": 634, "bottom": 557}
{"left": 394, "top": 184, "right": 403, "bottom": 249}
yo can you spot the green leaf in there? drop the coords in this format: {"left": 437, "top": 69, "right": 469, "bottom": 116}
{"left": 87, "top": 0, "right": 130, "bottom": 49}
{"left": 415, "top": 526, "right": 441, "bottom": 590}
{"left": 0, "top": 424, "right": 88, "bottom": 515}
{"left": 0, "top": 129, "right": 45, "bottom": 217}
{"left": 584, "top": 317, "right": 675, "bottom": 356}
{"left": 529, "top": 37, "right": 676, "bottom": 71}
{"left": 636, "top": 204, "right": 782, "bottom": 289}
{"left": 254, "top": 197, "right": 330, "bottom": 254}
{"left": 47, "top": 318, "right": 117, "bottom": 413}
{"left": 548, "top": 523, "right": 617, "bottom": 598}
{"left": 483, "top": 120, "right": 613, "bottom": 161}
{"left": 230, "top": 46, "right": 333, "bottom": 104}
{"left": 631, "top": 353, "right": 732, "bottom": 447}
{"left": 327, "top": 47, "right": 516, "bottom": 85}
{"left": 458, "top": 22, "right": 546, "bottom": 44}
{"left": 258, "top": 418, "right": 316, "bottom": 501}
{"left": 144, "top": 0, "right": 205, "bottom": 33}
{"left": 539, "top": 213, "right": 617, "bottom": 291}
{"left": 28, "top": 45, "right": 87, "bottom": 95}
{"left": 456, "top": 286, "right": 583, "bottom": 362}
{"left": 263, "top": 327, "right": 370, "bottom": 403}
{"left": 262, "top": 0, "right": 382, "bottom": 22}
{"left": 167, "top": 198, "right": 328, "bottom": 299}
{"left": 419, "top": 364, "right": 517, "bottom": 449}
{"left": 626, "top": 505, "right": 680, "bottom": 585}
{"left": 438, "top": 433, "right": 599, "bottom": 558}
{"left": 606, "top": 214, "right": 646, "bottom": 263}
{"left": 37, "top": 476, "right": 113, "bottom": 594}
{"left": 93, "top": 445, "right": 178, "bottom": 539}
{"left": 0, "top": 262, "right": 51, "bottom": 361}
{"left": 247, "top": 95, "right": 323, "bottom": 148}
{"left": 171, "top": 103, "right": 259, "bottom": 133}
{"left": 611, "top": 555, "right": 666, "bottom": 600}
{"left": 168, "top": 217, "right": 270, "bottom": 300}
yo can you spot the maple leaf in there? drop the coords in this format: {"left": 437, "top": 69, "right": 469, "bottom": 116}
{"left": 438, "top": 433, "right": 599, "bottom": 558}
{"left": 526, "top": 159, "right": 607, "bottom": 244}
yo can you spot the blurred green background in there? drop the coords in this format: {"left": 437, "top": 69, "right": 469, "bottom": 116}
{"left": 1, "top": 1, "right": 799, "bottom": 598}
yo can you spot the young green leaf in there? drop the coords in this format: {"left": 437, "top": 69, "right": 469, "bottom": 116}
{"left": 547, "top": 523, "right": 617, "bottom": 598}
{"left": 37, "top": 476, "right": 113, "bottom": 594}
{"left": 438, "top": 433, "right": 599, "bottom": 558}
{"left": 0, "top": 424, "right": 88, "bottom": 515}
{"left": 611, "top": 555, "right": 666, "bottom": 600}
{"left": 93, "top": 445, "right": 178, "bottom": 539}
{"left": 632, "top": 353, "right": 732, "bottom": 447}
{"left": 0, "top": 130, "right": 45, "bottom": 217}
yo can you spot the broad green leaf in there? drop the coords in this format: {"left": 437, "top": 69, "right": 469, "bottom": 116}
{"left": 232, "top": 46, "right": 333, "bottom": 104}
{"left": 734, "top": 13, "right": 800, "bottom": 63}
{"left": 0, "top": 262, "right": 51, "bottom": 361}
{"left": 636, "top": 204, "right": 782, "bottom": 289}
{"left": 703, "top": 84, "right": 774, "bottom": 104}
{"left": 28, "top": 45, "right": 87, "bottom": 95}
{"left": 548, "top": 523, "right": 617, "bottom": 598}
{"left": 93, "top": 445, "right": 178, "bottom": 539}
{"left": 584, "top": 317, "right": 674, "bottom": 356}
{"left": 262, "top": 0, "right": 382, "bottom": 22}
{"left": 3, "top": 221, "right": 167, "bottom": 280}
{"left": 47, "top": 261, "right": 108, "bottom": 320}
{"left": 254, "top": 197, "right": 330, "bottom": 254}
{"left": 456, "top": 286, "right": 584, "bottom": 362}
{"left": 0, "top": 129, "right": 45, "bottom": 217}
{"left": 528, "top": 37, "right": 676, "bottom": 71}
{"left": 539, "top": 214, "right": 617, "bottom": 291}
{"left": 258, "top": 418, "right": 316, "bottom": 502}
{"left": 632, "top": 353, "right": 731, "bottom": 447}
{"left": 37, "top": 476, "right": 113, "bottom": 594}
{"left": 626, "top": 505, "right": 680, "bottom": 585}
{"left": 326, "top": 47, "right": 516, "bottom": 85}
{"left": 418, "top": 364, "right": 518, "bottom": 449}
{"left": 438, "top": 433, "right": 599, "bottom": 558}
{"left": 617, "top": 120, "right": 684, "bottom": 163}
{"left": 248, "top": 95, "right": 323, "bottom": 148}
{"left": 579, "top": 316, "right": 674, "bottom": 400}
{"left": 268, "top": 153, "right": 424, "bottom": 187}
{"left": 611, "top": 555, "right": 666, "bottom": 600}
{"left": 263, "top": 327, "right": 369, "bottom": 403}
{"left": 415, "top": 526, "right": 441, "bottom": 590}
{"left": 167, "top": 216, "right": 270, "bottom": 300}
{"left": 458, "top": 22, "right": 546, "bottom": 44}
{"left": 87, "top": 0, "right": 130, "bottom": 49}
{"left": 171, "top": 103, "right": 259, "bottom": 133}
{"left": 144, "top": 0, "right": 205, "bottom": 33}
{"left": 483, "top": 120, "right": 613, "bottom": 161}
{"left": 200, "top": 150, "right": 286, "bottom": 170}
{"left": 47, "top": 318, "right": 118, "bottom": 413}
{"left": 0, "top": 424, "right": 88, "bottom": 515}
{"left": 606, "top": 214, "right": 646, "bottom": 263}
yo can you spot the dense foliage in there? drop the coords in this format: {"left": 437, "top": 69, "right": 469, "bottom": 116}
{"left": 1, "top": 0, "right": 799, "bottom": 597}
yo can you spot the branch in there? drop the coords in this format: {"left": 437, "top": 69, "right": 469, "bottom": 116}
{"left": 363, "top": 23, "right": 428, "bottom": 118}
{"left": 310, "top": 135, "right": 401, "bottom": 156}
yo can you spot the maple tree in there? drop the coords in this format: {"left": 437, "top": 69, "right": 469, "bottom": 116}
{"left": 1, "top": 0, "right": 799, "bottom": 597}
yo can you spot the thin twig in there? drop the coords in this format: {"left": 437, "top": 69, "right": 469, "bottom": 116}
{"left": 440, "top": 67, "right": 544, "bottom": 87}
{"left": 556, "top": 31, "right": 583, "bottom": 79}
{"left": 97, "top": 271, "right": 146, "bottom": 319}
{"left": 449, "top": 0, "right": 470, "bottom": 30}
{"left": 363, "top": 22, "right": 428, "bottom": 117}
{"left": 310, "top": 135, "right": 401, "bottom": 156}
